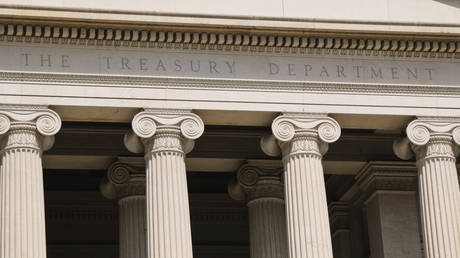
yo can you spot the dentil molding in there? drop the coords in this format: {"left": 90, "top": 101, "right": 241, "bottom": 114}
{"left": 0, "top": 22, "right": 458, "bottom": 59}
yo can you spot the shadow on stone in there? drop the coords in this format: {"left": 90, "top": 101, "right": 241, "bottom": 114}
{"left": 434, "top": 0, "right": 460, "bottom": 9}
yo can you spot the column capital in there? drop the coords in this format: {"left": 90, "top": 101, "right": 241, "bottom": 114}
{"left": 394, "top": 117, "right": 460, "bottom": 160}
{"left": 100, "top": 161, "right": 145, "bottom": 200}
{"left": 0, "top": 105, "right": 61, "bottom": 151}
{"left": 262, "top": 113, "right": 341, "bottom": 158}
{"left": 228, "top": 164, "right": 284, "bottom": 202}
{"left": 272, "top": 113, "right": 341, "bottom": 143}
{"left": 124, "top": 109, "right": 204, "bottom": 154}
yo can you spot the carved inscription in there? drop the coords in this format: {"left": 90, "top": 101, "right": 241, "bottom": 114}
{"left": 1, "top": 44, "right": 459, "bottom": 85}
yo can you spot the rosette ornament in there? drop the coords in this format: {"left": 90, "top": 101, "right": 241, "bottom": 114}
{"left": 125, "top": 109, "right": 204, "bottom": 154}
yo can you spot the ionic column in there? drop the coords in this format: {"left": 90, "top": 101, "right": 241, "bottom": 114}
{"left": 124, "top": 109, "right": 204, "bottom": 258}
{"left": 0, "top": 106, "right": 61, "bottom": 258}
{"left": 228, "top": 164, "right": 288, "bottom": 258}
{"left": 262, "top": 113, "right": 341, "bottom": 258}
{"left": 394, "top": 117, "right": 460, "bottom": 258}
{"left": 100, "top": 161, "right": 146, "bottom": 258}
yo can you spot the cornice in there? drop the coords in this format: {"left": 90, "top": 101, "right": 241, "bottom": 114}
{"left": 0, "top": 21, "right": 458, "bottom": 59}
{"left": 338, "top": 161, "right": 418, "bottom": 205}
{"left": 2, "top": 5, "right": 460, "bottom": 36}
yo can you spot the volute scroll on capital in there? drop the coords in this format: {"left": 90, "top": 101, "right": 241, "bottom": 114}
{"left": 125, "top": 109, "right": 204, "bottom": 154}
{"left": 261, "top": 113, "right": 341, "bottom": 157}
{"left": 271, "top": 113, "right": 341, "bottom": 143}
{"left": 0, "top": 106, "right": 62, "bottom": 151}
{"left": 228, "top": 164, "right": 284, "bottom": 202}
{"left": 100, "top": 161, "right": 146, "bottom": 200}
{"left": 131, "top": 109, "right": 204, "bottom": 140}
{"left": 394, "top": 117, "right": 460, "bottom": 160}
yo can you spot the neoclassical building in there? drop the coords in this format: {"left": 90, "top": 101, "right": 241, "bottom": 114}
{"left": 0, "top": 1, "right": 459, "bottom": 258}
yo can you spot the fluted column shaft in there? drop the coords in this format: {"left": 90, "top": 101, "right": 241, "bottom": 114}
{"left": 126, "top": 109, "right": 204, "bottom": 258}
{"left": 119, "top": 196, "right": 146, "bottom": 258}
{"left": 248, "top": 198, "right": 288, "bottom": 258}
{"left": 283, "top": 135, "right": 332, "bottom": 258}
{"left": 0, "top": 107, "right": 61, "bottom": 258}
{"left": 396, "top": 117, "right": 460, "bottom": 258}
{"left": 229, "top": 164, "right": 288, "bottom": 258}
{"left": 101, "top": 161, "right": 147, "bottom": 258}
{"left": 270, "top": 114, "right": 341, "bottom": 258}
{"left": 145, "top": 138, "right": 192, "bottom": 258}
{"left": 415, "top": 136, "right": 460, "bottom": 257}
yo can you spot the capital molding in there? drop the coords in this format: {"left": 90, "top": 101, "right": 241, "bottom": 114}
{"left": 0, "top": 105, "right": 61, "bottom": 151}
{"left": 228, "top": 163, "right": 284, "bottom": 202}
{"left": 124, "top": 109, "right": 204, "bottom": 154}
{"left": 394, "top": 117, "right": 460, "bottom": 160}
{"left": 354, "top": 161, "right": 418, "bottom": 202}
{"left": 100, "top": 160, "right": 145, "bottom": 200}
{"left": 262, "top": 113, "right": 340, "bottom": 157}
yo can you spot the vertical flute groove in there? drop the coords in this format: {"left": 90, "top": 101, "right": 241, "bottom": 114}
{"left": 0, "top": 130, "right": 47, "bottom": 258}
{"left": 248, "top": 198, "right": 288, "bottom": 258}
{"left": 284, "top": 149, "right": 333, "bottom": 258}
{"left": 145, "top": 142, "right": 193, "bottom": 258}
{"left": 417, "top": 153, "right": 460, "bottom": 258}
{"left": 119, "top": 196, "right": 146, "bottom": 258}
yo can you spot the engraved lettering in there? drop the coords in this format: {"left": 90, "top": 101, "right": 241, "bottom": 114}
{"left": 269, "top": 63, "right": 279, "bottom": 75}
{"left": 61, "top": 55, "right": 70, "bottom": 68}
{"left": 155, "top": 59, "right": 167, "bottom": 72}
{"left": 102, "top": 57, "right": 112, "bottom": 69}
{"left": 209, "top": 61, "right": 219, "bottom": 73}
{"left": 40, "top": 54, "right": 52, "bottom": 67}
{"left": 336, "top": 65, "right": 346, "bottom": 78}
{"left": 320, "top": 66, "right": 329, "bottom": 77}
{"left": 288, "top": 64, "right": 296, "bottom": 76}
{"left": 139, "top": 58, "right": 148, "bottom": 71}
{"left": 353, "top": 66, "right": 363, "bottom": 78}
{"left": 190, "top": 60, "right": 200, "bottom": 72}
{"left": 425, "top": 68, "right": 434, "bottom": 80}
{"left": 174, "top": 60, "right": 182, "bottom": 71}
{"left": 21, "top": 53, "right": 31, "bottom": 66}
{"left": 121, "top": 57, "right": 131, "bottom": 70}
{"left": 391, "top": 67, "right": 399, "bottom": 79}
{"left": 407, "top": 67, "right": 417, "bottom": 80}
{"left": 225, "top": 61, "right": 235, "bottom": 73}
{"left": 371, "top": 67, "right": 383, "bottom": 79}
{"left": 304, "top": 64, "right": 312, "bottom": 76}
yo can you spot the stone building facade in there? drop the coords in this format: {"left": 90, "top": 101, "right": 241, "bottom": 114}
{"left": 0, "top": 1, "right": 459, "bottom": 258}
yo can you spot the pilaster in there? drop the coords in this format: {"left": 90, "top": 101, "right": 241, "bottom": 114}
{"left": 355, "top": 162, "right": 422, "bottom": 258}
{"left": 228, "top": 163, "right": 288, "bottom": 258}
{"left": 263, "top": 113, "right": 341, "bottom": 258}
{"left": 328, "top": 202, "right": 352, "bottom": 258}
{"left": 125, "top": 109, "right": 204, "bottom": 258}
{"left": 394, "top": 117, "right": 460, "bottom": 258}
{"left": 0, "top": 105, "right": 61, "bottom": 258}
